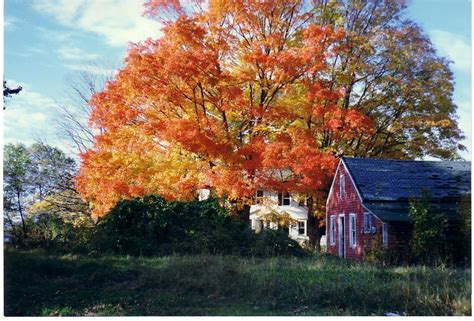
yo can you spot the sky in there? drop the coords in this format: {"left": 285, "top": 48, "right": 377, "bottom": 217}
{"left": 3, "top": 0, "right": 472, "bottom": 160}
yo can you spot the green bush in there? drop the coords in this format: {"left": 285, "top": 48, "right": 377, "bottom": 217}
{"left": 8, "top": 213, "right": 94, "bottom": 253}
{"left": 452, "top": 194, "right": 471, "bottom": 266}
{"left": 363, "top": 233, "right": 409, "bottom": 266}
{"left": 251, "top": 229, "right": 307, "bottom": 257}
{"left": 91, "top": 195, "right": 306, "bottom": 257}
{"left": 364, "top": 191, "right": 470, "bottom": 267}
{"left": 409, "top": 191, "right": 448, "bottom": 265}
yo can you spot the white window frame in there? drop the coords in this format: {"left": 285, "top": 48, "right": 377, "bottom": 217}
{"left": 338, "top": 214, "right": 345, "bottom": 258}
{"left": 349, "top": 213, "right": 356, "bottom": 248}
{"left": 339, "top": 174, "right": 345, "bottom": 199}
{"left": 363, "top": 212, "right": 372, "bottom": 233}
{"left": 251, "top": 218, "right": 257, "bottom": 230}
{"left": 382, "top": 223, "right": 388, "bottom": 247}
{"left": 330, "top": 215, "right": 336, "bottom": 245}
{"left": 297, "top": 220, "right": 307, "bottom": 236}
{"left": 278, "top": 191, "right": 291, "bottom": 206}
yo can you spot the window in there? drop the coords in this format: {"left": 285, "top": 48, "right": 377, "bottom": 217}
{"left": 363, "top": 213, "right": 372, "bottom": 233}
{"left": 256, "top": 190, "right": 264, "bottom": 204}
{"left": 339, "top": 174, "right": 345, "bottom": 199}
{"left": 382, "top": 223, "right": 388, "bottom": 246}
{"left": 278, "top": 191, "right": 291, "bottom": 206}
{"left": 349, "top": 214, "right": 356, "bottom": 248}
{"left": 298, "top": 220, "right": 306, "bottom": 236}
{"left": 330, "top": 215, "right": 336, "bottom": 245}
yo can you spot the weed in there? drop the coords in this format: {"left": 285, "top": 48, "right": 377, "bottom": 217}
{"left": 4, "top": 249, "right": 471, "bottom": 316}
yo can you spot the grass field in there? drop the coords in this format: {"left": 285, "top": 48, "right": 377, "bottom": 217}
{"left": 4, "top": 249, "right": 471, "bottom": 316}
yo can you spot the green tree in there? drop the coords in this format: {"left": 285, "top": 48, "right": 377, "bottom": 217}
{"left": 313, "top": 0, "right": 465, "bottom": 159}
{"left": 409, "top": 190, "right": 447, "bottom": 264}
{"left": 306, "top": 0, "right": 465, "bottom": 249}
{"left": 3, "top": 144, "right": 31, "bottom": 237}
{"left": 28, "top": 142, "right": 77, "bottom": 198}
{"left": 76, "top": 0, "right": 465, "bottom": 250}
{"left": 455, "top": 194, "right": 471, "bottom": 265}
{"left": 3, "top": 143, "right": 88, "bottom": 241}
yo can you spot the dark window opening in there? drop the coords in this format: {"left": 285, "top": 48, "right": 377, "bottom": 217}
{"left": 298, "top": 221, "right": 306, "bottom": 235}
{"left": 278, "top": 191, "right": 290, "bottom": 206}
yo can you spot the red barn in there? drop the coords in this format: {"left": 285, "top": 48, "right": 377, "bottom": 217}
{"left": 325, "top": 157, "right": 470, "bottom": 260}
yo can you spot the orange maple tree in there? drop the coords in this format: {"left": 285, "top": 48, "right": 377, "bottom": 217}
{"left": 76, "top": 0, "right": 374, "bottom": 230}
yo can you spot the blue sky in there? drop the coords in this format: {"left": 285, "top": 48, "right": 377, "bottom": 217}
{"left": 3, "top": 0, "right": 472, "bottom": 160}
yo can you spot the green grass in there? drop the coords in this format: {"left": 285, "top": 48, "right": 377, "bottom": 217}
{"left": 4, "top": 249, "right": 471, "bottom": 316}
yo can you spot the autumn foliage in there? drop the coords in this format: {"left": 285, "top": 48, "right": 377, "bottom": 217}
{"left": 76, "top": 0, "right": 377, "bottom": 217}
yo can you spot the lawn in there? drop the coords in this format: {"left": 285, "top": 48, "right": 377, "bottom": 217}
{"left": 4, "top": 249, "right": 471, "bottom": 316}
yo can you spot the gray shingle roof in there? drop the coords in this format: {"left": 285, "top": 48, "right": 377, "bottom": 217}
{"left": 343, "top": 157, "right": 471, "bottom": 202}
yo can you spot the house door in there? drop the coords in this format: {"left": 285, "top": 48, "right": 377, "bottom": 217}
{"left": 338, "top": 215, "right": 345, "bottom": 258}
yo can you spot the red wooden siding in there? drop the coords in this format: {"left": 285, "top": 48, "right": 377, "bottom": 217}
{"left": 326, "top": 160, "right": 382, "bottom": 261}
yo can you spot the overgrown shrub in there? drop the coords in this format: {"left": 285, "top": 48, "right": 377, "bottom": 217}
{"left": 409, "top": 191, "right": 448, "bottom": 265}
{"left": 8, "top": 213, "right": 94, "bottom": 252}
{"left": 91, "top": 195, "right": 307, "bottom": 257}
{"left": 454, "top": 194, "right": 471, "bottom": 266}
{"left": 251, "top": 229, "right": 307, "bottom": 257}
{"left": 363, "top": 232, "right": 409, "bottom": 266}
{"left": 364, "top": 191, "right": 471, "bottom": 267}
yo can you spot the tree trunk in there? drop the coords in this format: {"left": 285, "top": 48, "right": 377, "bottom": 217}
{"left": 16, "top": 189, "right": 28, "bottom": 239}
{"left": 307, "top": 197, "right": 321, "bottom": 253}
{"left": 306, "top": 197, "right": 324, "bottom": 252}
{"left": 239, "top": 203, "right": 251, "bottom": 222}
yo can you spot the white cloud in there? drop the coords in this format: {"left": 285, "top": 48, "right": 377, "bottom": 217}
{"left": 64, "top": 63, "right": 117, "bottom": 76}
{"left": 455, "top": 99, "right": 472, "bottom": 158}
{"left": 58, "top": 46, "right": 100, "bottom": 61}
{"left": 34, "top": 0, "right": 86, "bottom": 25}
{"left": 33, "top": 0, "right": 162, "bottom": 47}
{"left": 3, "top": 82, "right": 60, "bottom": 149}
{"left": 35, "top": 26, "right": 78, "bottom": 43}
{"left": 430, "top": 30, "right": 471, "bottom": 73}
{"left": 4, "top": 16, "right": 22, "bottom": 30}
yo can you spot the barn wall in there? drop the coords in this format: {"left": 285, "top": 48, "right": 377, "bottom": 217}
{"left": 326, "top": 161, "right": 382, "bottom": 261}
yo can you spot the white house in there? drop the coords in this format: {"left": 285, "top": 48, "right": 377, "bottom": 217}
{"left": 197, "top": 188, "right": 309, "bottom": 244}
{"left": 250, "top": 190, "right": 309, "bottom": 244}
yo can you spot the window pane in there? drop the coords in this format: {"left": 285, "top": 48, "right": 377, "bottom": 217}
{"left": 330, "top": 216, "right": 335, "bottom": 244}
{"left": 382, "top": 223, "right": 388, "bottom": 246}
{"left": 340, "top": 175, "right": 344, "bottom": 199}
{"left": 352, "top": 216, "right": 356, "bottom": 246}
{"left": 364, "top": 213, "right": 371, "bottom": 232}
{"left": 349, "top": 215, "right": 355, "bottom": 246}
{"left": 298, "top": 221, "right": 305, "bottom": 235}
{"left": 283, "top": 192, "right": 290, "bottom": 205}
